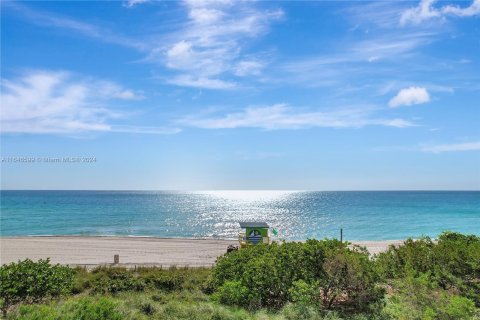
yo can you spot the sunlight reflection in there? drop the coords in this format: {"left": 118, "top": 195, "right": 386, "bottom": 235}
{"left": 193, "top": 190, "right": 299, "bottom": 201}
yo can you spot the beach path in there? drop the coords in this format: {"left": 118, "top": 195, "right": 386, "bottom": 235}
{"left": 0, "top": 237, "right": 404, "bottom": 268}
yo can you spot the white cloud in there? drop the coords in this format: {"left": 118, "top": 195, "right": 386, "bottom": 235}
{"left": 352, "top": 33, "right": 434, "bottom": 61}
{"left": 388, "top": 87, "right": 430, "bottom": 108}
{"left": 152, "top": 0, "right": 283, "bottom": 89}
{"left": 233, "top": 60, "right": 265, "bottom": 77}
{"left": 443, "top": 0, "right": 480, "bottom": 17}
{"left": 400, "top": 0, "right": 480, "bottom": 25}
{"left": 4, "top": 2, "right": 145, "bottom": 50}
{"left": 110, "top": 125, "right": 181, "bottom": 134}
{"left": 346, "top": 2, "right": 407, "bottom": 29}
{"left": 93, "top": 81, "right": 144, "bottom": 100}
{"left": 188, "top": 7, "right": 225, "bottom": 24}
{"left": 178, "top": 104, "right": 414, "bottom": 130}
{"left": 123, "top": 0, "right": 151, "bottom": 8}
{"left": 5, "top": 2, "right": 278, "bottom": 91}
{"left": 0, "top": 70, "right": 176, "bottom": 135}
{"left": 167, "top": 75, "right": 236, "bottom": 89}
{"left": 278, "top": 32, "right": 435, "bottom": 89}
{"left": 421, "top": 141, "right": 480, "bottom": 153}
{"left": 400, "top": 0, "right": 441, "bottom": 25}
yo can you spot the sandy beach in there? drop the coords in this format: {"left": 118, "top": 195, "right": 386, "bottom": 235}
{"left": 0, "top": 236, "right": 403, "bottom": 268}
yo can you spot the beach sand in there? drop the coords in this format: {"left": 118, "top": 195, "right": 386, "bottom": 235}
{"left": 0, "top": 237, "right": 404, "bottom": 268}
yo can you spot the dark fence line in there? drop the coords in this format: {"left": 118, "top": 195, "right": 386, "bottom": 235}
{"left": 67, "top": 263, "right": 215, "bottom": 271}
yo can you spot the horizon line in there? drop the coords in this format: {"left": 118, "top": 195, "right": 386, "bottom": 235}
{"left": 1, "top": 189, "right": 479, "bottom": 192}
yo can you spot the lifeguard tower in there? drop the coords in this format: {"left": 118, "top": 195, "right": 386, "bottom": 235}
{"left": 238, "top": 222, "right": 270, "bottom": 248}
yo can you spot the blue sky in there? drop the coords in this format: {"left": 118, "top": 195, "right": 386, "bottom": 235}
{"left": 1, "top": 0, "right": 479, "bottom": 190}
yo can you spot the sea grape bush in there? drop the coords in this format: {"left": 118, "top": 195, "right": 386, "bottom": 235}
{"left": 1, "top": 232, "right": 479, "bottom": 319}
{"left": 211, "top": 239, "right": 383, "bottom": 311}
{"left": 382, "top": 271, "right": 477, "bottom": 320}
{"left": 375, "top": 231, "right": 480, "bottom": 306}
{"left": 211, "top": 232, "right": 480, "bottom": 318}
{"left": 0, "top": 258, "right": 74, "bottom": 315}
{"left": 212, "top": 280, "right": 249, "bottom": 306}
{"left": 90, "top": 268, "right": 146, "bottom": 294}
{"left": 89, "top": 266, "right": 192, "bottom": 294}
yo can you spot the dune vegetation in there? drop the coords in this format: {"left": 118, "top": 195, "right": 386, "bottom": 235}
{"left": 1, "top": 232, "right": 479, "bottom": 319}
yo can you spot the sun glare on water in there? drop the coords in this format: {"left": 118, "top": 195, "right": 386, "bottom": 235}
{"left": 193, "top": 190, "right": 300, "bottom": 202}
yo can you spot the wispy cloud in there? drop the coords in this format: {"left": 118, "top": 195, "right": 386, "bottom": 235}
{"left": 110, "top": 125, "right": 181, "bottom": 135}
{"left": 421, "top": 141, "right": 480, "bottom": 153}
{"left": 3, "top": 2, "right": 145, "bottom": 50}
{"left": 166, "top": 75, "right": 236, "bottom": 90}
{"left": 178, "top": 104, "right": 414, "bottom": 130}
{"left": 336, "top": 0, "right": 477, "bottom": 96}
{"left": 0, "top": 70, "right": 177, "bottom": 135}
{"left": 149, "top": 0, "right": 283, "bottom": 89}
{"left": 4, "top": 1, "right": 279, "bottom": 89}
{"left": 389, "top": 87, "right": 430, "bottom": 108}
{"left": 123, "top": 0, "right": 151, "bottom": 8}
{"left": 351, "top": 33, "right": 434, "bottom": 61}
{"left": 346, "top": 1, "right": 406, "bottom": 29}
{"left": 400, "top": 0, "right": 442, "bottom": 25}
{"left": 400, "top": 0, "right": 480, "bottom": 25}
{"left": 277, "top": 31, "right": 435, "bottom": 90}
{"left": 443, "top": 0, "right": 480, "bottom": 17}
{"left": 233, "top": 59, "right": 265, "bottom": 77}
{"left": 282, "top": 32, "right": 433, "bottom": 69}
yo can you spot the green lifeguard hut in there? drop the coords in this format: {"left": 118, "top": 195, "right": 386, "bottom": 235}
{"left": 238, "top": 222, "right": 270, "bottom": 248}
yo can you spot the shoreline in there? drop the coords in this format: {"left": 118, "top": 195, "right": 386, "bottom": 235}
{"left": 0, "top": 236, "right": 404, "bottom": 268}
{"left": 0, "top": 234, "right": 408, "bottom": 241}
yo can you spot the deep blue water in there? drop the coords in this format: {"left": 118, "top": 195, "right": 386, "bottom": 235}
{"left": 0, "top": 190, "right": 479, "bottom": 240}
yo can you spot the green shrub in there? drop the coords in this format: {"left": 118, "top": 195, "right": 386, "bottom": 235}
{"left": 213, "top": 281, "right": 249, "bottom": 307}
{"left": 144, "top": 272, "right": 184, "bottom": 291}
{"left": 137, "top": 267, "right": 210, "bottom": 292}
{"left": 319, "top": 246, "right": 384, "bottom": 311}
{"left": 90, "top": 268, "right": 145, "bottom": 294}
{"left": 71, "top": 267, "right": 91, "bottom": 294}
{"left": 11, "top": 304, "right": 60, "bottom": 320}
{"left": 7, "top": 296, "right": 123, "bottom": 320}
{"left": 375, "top": 237, "right": 436, "bottom": 279}
{"left": 0, "top": 259, "right": 74, "bottom": 315}
{"left": 442, "top": 295, "right": 477, "bottom": 320}
{"left": 279, "top": 303, "right": 325, "bottom": 320}
{"left": 382, "top": 272, "right": 477, "bottom": 320}
{"left": 375, "top": 232, "right": 480, "bottom": 306}
{"left": 62, "top": 296, "right": 123, "bottom": 320}
{"left": 211, "top": 239, "right": 382, "bottom": 311}
{"left": 289, "top": 280, "right": 321, "bottom": 308}
{"left": 434, "top": 232, "right": 480, "bottom": 305}
{"left": 435, "top": 232, "right": 480, "bottom": 279}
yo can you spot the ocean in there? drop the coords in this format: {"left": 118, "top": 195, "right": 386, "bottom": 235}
{"left": 0, "top": 190, "right": 479, "bottom": 240}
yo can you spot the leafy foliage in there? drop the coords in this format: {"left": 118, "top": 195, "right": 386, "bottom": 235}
{"left": 382, "top": 272, "right": 477, "bottom": 320}
{"left": 2, "top": 232, "right": 479, "bottom": 319}
{"left": 9, "top": 296, "right": 123, "bottom": 320}
{"left": 0, "top": 259, "right": 74, "bottom": 315}
{"left": 375, "top": 232, "right": 480, "bottom": 306}
{"left": 86, "top": 266, "right": 209, "bottom": 295}
{"left": 212, "top": 281, "right": 249, "bottom": 307}
{"left": 90, "top": 267, "right": 146, "bottom": 294}
{"left": 211, "top": 239, "right": 383, "bottom": 311}
{"left": 62, "top": 296, "right": 123, "bottom": 320}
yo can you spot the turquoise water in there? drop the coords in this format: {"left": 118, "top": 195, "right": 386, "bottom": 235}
{"left": 0, "top": 190, "right": 479, "bottom": 240}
